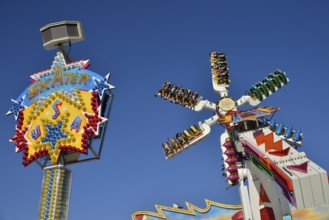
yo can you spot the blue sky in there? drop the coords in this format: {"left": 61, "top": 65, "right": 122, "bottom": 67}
{"left": 1, "top": 1, "right": 329, "bottom": 219}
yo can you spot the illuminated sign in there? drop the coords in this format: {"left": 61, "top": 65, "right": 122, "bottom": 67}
{"left": 7, "top": 52, "right": 114, "bottom": 166}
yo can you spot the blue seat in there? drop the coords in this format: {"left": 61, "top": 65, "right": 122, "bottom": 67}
{"left": 276, "top": 123, "right": 284, "bottom": 135}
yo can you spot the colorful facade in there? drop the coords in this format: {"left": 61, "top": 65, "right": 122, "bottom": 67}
{"left": 8, "top": 52, "right": 114, "bottom": 167}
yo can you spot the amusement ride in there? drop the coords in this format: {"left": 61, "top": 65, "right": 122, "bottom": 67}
{"left": 155, "top": 52, "right": 329, "bottom": 220}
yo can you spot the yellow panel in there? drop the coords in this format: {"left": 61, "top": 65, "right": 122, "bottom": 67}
{"left": 20, "top": 90, "right": 102, "bottom": 165}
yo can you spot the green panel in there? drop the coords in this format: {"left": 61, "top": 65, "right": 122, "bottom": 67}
{"left": 251, "top": 155, "right": 273, "bottom": 179}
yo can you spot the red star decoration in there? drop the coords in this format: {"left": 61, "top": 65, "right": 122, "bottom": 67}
{"left": 11, "top": 127, "right": 32, "bottom": 166}
{"left": 11, "top": 127, "right": 28, "bottom": 153}
{"left": 81, "top": 109, "right": 107, "bottom": 154}
{"left": 11, "top": 126, "right": 49, "bottom": 166}
{"left": 84, "top": 109, "right": 106, "bottom": 136}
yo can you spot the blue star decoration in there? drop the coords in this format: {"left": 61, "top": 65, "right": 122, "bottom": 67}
{"left": 42, "top": 121, "right": 68, "bottom": 149}
{"left": 6, "top": 97, "right": 26, "bottom": 120}
{"left": 92, "top": 73, "right": 115, "bottom": 100}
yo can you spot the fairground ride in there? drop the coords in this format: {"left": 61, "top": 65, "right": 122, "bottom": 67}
{"left": 155, "top": 52, "right": 329, "bottom": 220}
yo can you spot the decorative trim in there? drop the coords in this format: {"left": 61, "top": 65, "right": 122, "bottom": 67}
{"left": 131, "top": 199, "right": 242, "bottom": 219}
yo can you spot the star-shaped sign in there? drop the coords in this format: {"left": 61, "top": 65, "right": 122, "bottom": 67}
{"left": 92, "top": 73, "right": 115, "bottom": 100}
{"left": 30, "top": 52, "right": 90, "bottom": 82}
{"left": 42, "top": 121, "right": 68, "bottom": 149}
{"left": 8, "top": 52, "right": 115, "bottom": 167}
{"left": 6, "top": 97, "right": 26, "bottom": 120}
{"left": 84, "top": 107, "right": 107, "bottom": 136}
{"left": 10, "top": 127, "right": 29, "bottom": 153}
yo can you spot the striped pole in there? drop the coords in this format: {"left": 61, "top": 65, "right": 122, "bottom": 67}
{"left": 38, "top": 165, "right": 72, "bottom": 220}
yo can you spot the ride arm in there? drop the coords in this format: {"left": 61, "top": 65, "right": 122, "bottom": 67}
{"left": 162, "top": 115, "right": 218, "bottom": 159}
{"left": 236, "top": 70, "right": 289, "bottom": 107}
{"left": 155, "top": 82, "right": 216, "bottom": 112}
{"left": 210, "top": 52, "right": 230, "bottom": 97}
{"left": 193, "top": 100, "right": 216, "bottom": 112}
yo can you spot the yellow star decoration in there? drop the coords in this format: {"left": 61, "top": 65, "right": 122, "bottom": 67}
{"left": 19, "top": 90, "right": 98, "bottom": 165}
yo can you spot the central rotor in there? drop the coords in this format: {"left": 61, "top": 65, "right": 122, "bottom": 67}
{"left": 216, "top": 97, "right": 237, "bottom": 117}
